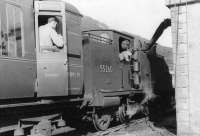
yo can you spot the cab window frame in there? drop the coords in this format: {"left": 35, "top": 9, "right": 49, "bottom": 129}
{"left": 35, "top": 12, "right": 66, "bottom": 54}
{"left": 119, "top": 37, "right": 130, "bottom": 53}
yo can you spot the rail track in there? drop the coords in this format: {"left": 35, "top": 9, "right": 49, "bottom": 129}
{"left": 0, "top": 114, "right": 176, "bottom": 136}
{"left": 86, "top": 116, "right": 176, "bottom": 136}
{"left": 88, "top": 117, "right": 148, "bottom": 136}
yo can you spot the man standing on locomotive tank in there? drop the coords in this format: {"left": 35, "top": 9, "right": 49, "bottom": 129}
{"left": 39, "top": 17, "right": 64, "bottom": 50}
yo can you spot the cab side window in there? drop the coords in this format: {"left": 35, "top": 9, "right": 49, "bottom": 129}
{"left": 119, "top": 37, "right": 130, "bottom": 53}
{"left": 4, "top": 4, "right": 24, "bottom": 57}
{"left": 118, "top": 37, "right": 132, "bottom": 62}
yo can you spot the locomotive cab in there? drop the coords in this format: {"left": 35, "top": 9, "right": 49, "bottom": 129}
{"left": 82, "top": 30, "right": 149, "bottom": 107}
{"left": 82, "top": 30, "right": 153, "bottom": 130}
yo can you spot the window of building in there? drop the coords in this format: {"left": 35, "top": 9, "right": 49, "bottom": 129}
{"left": 4, "top": 4, "right": 24, "bottom": 57}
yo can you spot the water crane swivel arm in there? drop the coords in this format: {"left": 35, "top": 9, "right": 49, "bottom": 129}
{"left": 145, "top": 18, "right": 171, "bottom": 51}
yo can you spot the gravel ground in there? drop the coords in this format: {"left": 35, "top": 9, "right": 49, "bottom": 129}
{"left": 56, "top": 109, "right": 176, "bottom": 136}
{"left": 108, "top": 113, "right": 176, "bottom": 136}
{"left": 110, "top": 121, "right": 176, "bottom": 136}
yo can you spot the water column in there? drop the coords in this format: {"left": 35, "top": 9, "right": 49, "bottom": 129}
{"left": 166, "top": 0, "right": 200, "bottom": 135}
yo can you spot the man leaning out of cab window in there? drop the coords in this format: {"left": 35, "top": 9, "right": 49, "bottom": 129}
{"left": 39, "top": 17, "right": 64, "bottom": 52}
{"left": 119, "top": 40, "right": 132, "bottom": 62}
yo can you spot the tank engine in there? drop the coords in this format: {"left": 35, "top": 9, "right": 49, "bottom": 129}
{"left": 0, "top": 0, "right": 172, "bottom": 135}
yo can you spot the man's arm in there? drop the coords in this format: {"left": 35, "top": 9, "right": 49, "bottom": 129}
{"left": 50, "top": 29, "right": 64, "bottom": 48}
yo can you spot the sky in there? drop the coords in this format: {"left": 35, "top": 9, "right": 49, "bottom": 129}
{"left": 63, "top": 0, "right": 172, "bottom": 47}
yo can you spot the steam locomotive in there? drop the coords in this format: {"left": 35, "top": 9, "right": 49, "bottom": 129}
{"left": 0, "top": 0, "right": 173, "bottom": 135}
